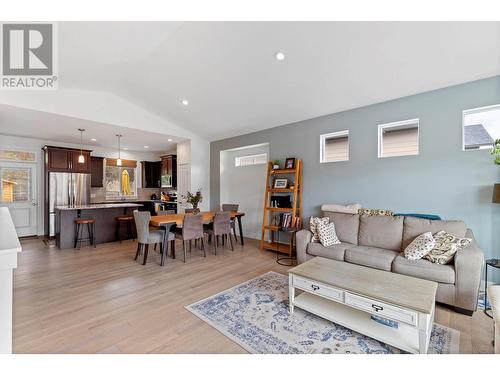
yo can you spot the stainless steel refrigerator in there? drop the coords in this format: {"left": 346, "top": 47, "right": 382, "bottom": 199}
{"left": 49, "top": 172, "right": 91, "bottom": 236}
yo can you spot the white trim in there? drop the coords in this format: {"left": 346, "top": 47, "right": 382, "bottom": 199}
{"left": 462, "top": 103, "right": 500, "bottom": 152}
{"left": 320, "top": 130, "right": 349, "bottom": 164}
{"left": 378, "top": 118, "right": 419, "bottom": 158}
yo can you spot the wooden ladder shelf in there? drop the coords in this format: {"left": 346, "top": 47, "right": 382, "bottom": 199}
{"left": 260, "top": 160, "right": 303, "bottom": 255}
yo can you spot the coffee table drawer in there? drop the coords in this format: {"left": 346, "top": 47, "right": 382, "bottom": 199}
{"left": 344, "top": 292, "right": 417, "bottom": 326}
{"left": 293, "top": 276, "right": 343, "bottom": 302}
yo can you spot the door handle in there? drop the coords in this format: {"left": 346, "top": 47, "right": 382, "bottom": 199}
{"left": 371, "top": 304, "right": 384, "bottom": 312}
{"left": 311, "top": 284, "right": 320, "bottom": 291}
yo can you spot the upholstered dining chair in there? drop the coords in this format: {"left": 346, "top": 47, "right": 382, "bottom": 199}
{"left": 133, "top": 210, "right": 175, "bottom": 266}
{"left": 222, "top": 203, "right": 239, "bottom": 243}
{"left": 204, "top": 211, "right": 233, "bottom": 254}
{"left": 175, "top": 214, "right": 206, "bottom": 262}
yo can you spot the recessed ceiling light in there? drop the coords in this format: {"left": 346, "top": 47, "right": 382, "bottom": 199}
{"left": 275, "top": 52, "right": 285, "bottom": 61}
{"left": 123, "top": 147, "right": 128, "bottom": 151}
{"left": 144, "top": 145, "right": 149, "bottom": 149}
{"left": 91, "top": 138, "right": 97, "bottom": 142}
{"left": 168, "top": 138, "right": 173, "bottom": 142}
{"left": 181, "top": 99, "right": 189, "bottom": 106}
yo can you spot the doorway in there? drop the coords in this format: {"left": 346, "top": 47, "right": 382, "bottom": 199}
{"left": 220, "top": 143, "right": 269, "bottom": 239}
{"left": 0, "top": 161, "right": 38, "bottom": 237}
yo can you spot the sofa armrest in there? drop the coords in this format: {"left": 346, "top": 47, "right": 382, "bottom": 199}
{"left": 454, "top": 229, "right": 484, "bottom": 311}
{"left": 296, "top": 229, "right": 313, "bottom": 264}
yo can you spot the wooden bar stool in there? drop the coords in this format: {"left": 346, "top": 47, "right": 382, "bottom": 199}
{"left": 74, "top": 217, "right": 96, "bottom": 249}
{"left": 116, "top": 215, "right": 135, "bottom": 243}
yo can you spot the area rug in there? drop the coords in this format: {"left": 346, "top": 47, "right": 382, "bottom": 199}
{"left": 186, "top": 272, "right": 460, "bottom": 354}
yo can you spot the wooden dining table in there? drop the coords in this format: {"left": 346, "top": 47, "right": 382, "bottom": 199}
{"left": 149, "top": 211, "right": 245, "bottom": 265}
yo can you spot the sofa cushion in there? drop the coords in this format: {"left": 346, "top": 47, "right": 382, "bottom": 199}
{"left": 402, "top": 216, "right": 467, "bottom": 249}
{"left": 344, "top": 245, "right": 399, "bottom": 271}
{"left": 322, "top": 212, "right": 359, "bottom": 244}
{"left": 358, "top": 215, "right": 404, "bottom": 251}
{"left": 392, "top": 255, "right": 455, "bottom": 284}
{"left": 306, "top": 242, "right": 355, "bottom": 261}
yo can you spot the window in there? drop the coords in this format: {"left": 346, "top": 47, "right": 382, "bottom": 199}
{"left": 105, "top": 160, "right": 138, "bottom": 199}
{"left": 320, "top": 130, "right": 349, "bottom": 163}
{"left": 378, "top": 119, "right": 419, "bottom": 158}
{"left": 235, "top": 153, "right": 268, "bottom": 167}
{"left": 0, "top": 150, "right": 36, "bottom": 162}
{"left": 0, "top": 167, "right": 31, "bottom": 202}
{"left": 463, "top": 104, "right": 500, "bottom": 150}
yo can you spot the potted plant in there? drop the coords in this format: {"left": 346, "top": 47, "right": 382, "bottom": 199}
{"left": 492, "top": 139, "right": 500, "bottom": 165}
{"left": 272, "top": 159, "right": 281, "bottom": 170}
{"left": 184, "top": 189, "right": 203, "bottom": 214}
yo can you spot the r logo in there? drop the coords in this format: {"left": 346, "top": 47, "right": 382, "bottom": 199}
{"left": 2, "top": 24, "right": 53, "bottom": 76}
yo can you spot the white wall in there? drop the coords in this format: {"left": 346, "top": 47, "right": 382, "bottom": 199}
{"left": 0, "top": 134, "right": 164, "bottom": 236}
{"left": 220, "top": 144, "right": 269, "bottom": 239}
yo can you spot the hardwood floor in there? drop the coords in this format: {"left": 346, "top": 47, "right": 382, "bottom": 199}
{"left": 13, "top": 237, "right": 494, "bottom": 353}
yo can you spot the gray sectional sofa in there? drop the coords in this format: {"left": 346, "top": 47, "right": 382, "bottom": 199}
{"left": 296, "top": 211, "right": 484, "bottom": 315}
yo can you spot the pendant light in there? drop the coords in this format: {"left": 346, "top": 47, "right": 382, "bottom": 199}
{"left": 78, "top": 128, "right": 85, "bottom": 164}
{"left": 116, "top": 134, "right": 122, "bottom": 166}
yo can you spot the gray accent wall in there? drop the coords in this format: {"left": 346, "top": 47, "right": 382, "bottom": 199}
{"left": 211, "top": 76, "right": 500, "bottom": 280}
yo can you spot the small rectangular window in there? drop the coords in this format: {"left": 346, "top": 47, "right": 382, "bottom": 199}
{"left": 235, "top": 153, "right": 267, "bottom": 167}
{"left": 463, "top": 104, "right": 500, "bottom": 150}
{"left": 0, "top": 150, "right": 36, "bottom": 162}
{"left": 320, "top": 130, "right": 349, "bottom": 163}
{"left": 378, "top": 119, "right": 419, "bottom": 158}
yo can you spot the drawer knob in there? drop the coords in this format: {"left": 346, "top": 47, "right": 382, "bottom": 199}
{"left": 371, "top": 304, "right": 384, "bottom": 312}
{"left": 311, "top": 284, "right": 320, "bottom": 291}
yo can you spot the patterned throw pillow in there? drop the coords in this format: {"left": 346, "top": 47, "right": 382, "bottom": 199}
{"left": 425, "top": 230, "right": 472, "bottom": 265}
{"left": 358, "top": 208, "right": 394, "bottom": 217}
{"left": 309, "top": 217, "right": 329, "bottom": 242}
{"left": 316, "top": 221, "right": 341, "bottom": 247}
{"left": 403, "top": 232, "right": 435, "bottom": 260}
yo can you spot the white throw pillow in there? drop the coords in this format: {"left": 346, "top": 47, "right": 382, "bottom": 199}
{"left": 309, "top": 216, "right": 329, "bottom": 242}
{"left": 321, "top": 203, "right": 362, "bottom": 214}
{"left": 425, "top": 230, "right": 472, "bottom": 265}
{"left": 316, "top": 221, "right": 341, "bottom": 247}
{"left": 403, "top": 232, "right": 435, "bottom": 260}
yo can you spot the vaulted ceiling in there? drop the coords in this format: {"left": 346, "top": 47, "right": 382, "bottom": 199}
{"left": 6, "top": 22, "right": 500, "bottom": 141}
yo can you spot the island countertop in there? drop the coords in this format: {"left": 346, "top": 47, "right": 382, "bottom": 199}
{"left": 55, "top": 203, "right": 143, "bottom": 210}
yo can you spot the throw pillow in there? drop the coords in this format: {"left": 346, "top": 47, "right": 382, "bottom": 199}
{"left": 358, "top": 208, "right": 394, "bottom": 217}
{"left": 316, "top": 221, "right": 341, "bottom": 247}
{"left": 403, "top": 232, "right": 435, "bottom": 260}
{"left": 425, "top": 230, "right": 472, "bottom": 265}
{"left": 309, "top": 216, "right": 329, "bottom": 242}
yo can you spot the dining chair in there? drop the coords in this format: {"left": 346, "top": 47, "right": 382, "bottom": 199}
{"left": 175, "top": 214, "right": 206, "bottom": 262}
{"left": 222, "top": 204, "right": 239, "bottom": 244}
{"left": 133, "top": 210, "right": 175, "bottom": 265}
{"left": 204, "top": 211, "right": 233, "bottom": 254}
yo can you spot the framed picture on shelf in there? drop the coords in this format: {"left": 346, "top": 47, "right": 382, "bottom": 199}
{"left": 285, "top": 157, "right": 295, "bottom": 169}
{"left": 274, "top": 178, "right": 288, "bottom": 189}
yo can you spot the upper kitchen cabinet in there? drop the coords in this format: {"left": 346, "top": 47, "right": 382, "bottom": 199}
{"left": 160, "top": 155, "right": 177, "bottom": 187}
{"left": 90, "top": 156, "right": 104, "bottom": 187}
{"left": 44, "top": 146, "right": 92, "bottom": 173}
{"left": 142, "top": 161, "right": 161, "bottom": 188}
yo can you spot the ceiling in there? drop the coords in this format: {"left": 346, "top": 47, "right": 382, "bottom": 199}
{"left": 4, "top": 22, "right": 500, "bottom": 142}
{"left": 0, "top": 104, "right": 179, "bottom": 152}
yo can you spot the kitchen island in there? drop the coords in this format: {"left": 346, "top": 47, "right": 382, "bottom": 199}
{"left": 55, "top": 203, "right": 142, "bottom": 249}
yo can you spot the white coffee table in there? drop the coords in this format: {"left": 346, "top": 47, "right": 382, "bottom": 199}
{"left": 288, "top": 257, "right": 438, "bottom": 354}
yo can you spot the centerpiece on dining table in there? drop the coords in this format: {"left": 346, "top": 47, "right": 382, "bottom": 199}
{"left": 183, "top": 189, "right": 203, "bottom": 214}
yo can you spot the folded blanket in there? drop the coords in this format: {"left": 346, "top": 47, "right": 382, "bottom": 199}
{"left": 321, "top": 203, "right": 361, "bottom": 214}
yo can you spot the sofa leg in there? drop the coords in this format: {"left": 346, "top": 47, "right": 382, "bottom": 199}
{"left": 454, "top": 307, "right": 474, "bottom": 316}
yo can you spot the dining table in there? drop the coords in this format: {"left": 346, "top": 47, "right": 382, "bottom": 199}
{"left": 149, "top": 211, "right": 245, "bottom": 265}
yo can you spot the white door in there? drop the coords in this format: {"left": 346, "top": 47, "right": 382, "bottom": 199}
{"left": 0, "top": 162, "right": 37, "bottom": 237}
{"left": 177, "top": 163, "right": 190, "bottom": 213}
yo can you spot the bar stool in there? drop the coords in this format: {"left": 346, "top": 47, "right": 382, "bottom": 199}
{"left": 74, "top": 217, "right": 96, "bottom": 249}
{"left": 116, "top": 215, "right": 135, "bottom": 243}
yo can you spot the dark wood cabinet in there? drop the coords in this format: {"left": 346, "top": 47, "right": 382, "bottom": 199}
{"left": 90, "top": 157, "right": 104, "bottom": 187}
{"left": 44, "top": 146, "right": 92, "bottom": 173}
{"left": 161, "top": 155, "right": 177, "bottom": 187}
{"left": 142, "top": 161, "right": 161, "bottom": 188}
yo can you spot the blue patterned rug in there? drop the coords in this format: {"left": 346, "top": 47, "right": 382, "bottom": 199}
{"left": 186, "top": 272, "right": 460, "bottom": 354}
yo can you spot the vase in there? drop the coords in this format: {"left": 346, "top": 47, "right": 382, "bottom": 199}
{"left": 192, "top": 207, "right": 200, "bottom": 214}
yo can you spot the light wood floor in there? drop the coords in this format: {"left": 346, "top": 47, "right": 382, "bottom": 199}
{"left": 13, "top": 237, "right": 495, "bottom": 353}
